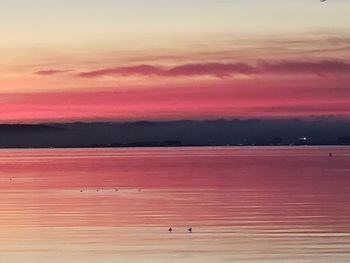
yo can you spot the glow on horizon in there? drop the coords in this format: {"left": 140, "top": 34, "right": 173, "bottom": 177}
{"left": 0, "top": 0, "right": 349, "bottom": 122}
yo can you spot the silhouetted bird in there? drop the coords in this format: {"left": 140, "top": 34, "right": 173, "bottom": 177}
{"left": 97, "top": 189, "right": 99, "bottom": 192}
{"left": 188, "top": 228, "right": 192, "bottom": 233}
{"left": 168, "top": 227, "right": 172, "bottom": 232}
{"left": 80, "top": 190, "right": 83, "bottom": 193}
{"left": 329, "top": 152, "right": 332, "bottom": 157}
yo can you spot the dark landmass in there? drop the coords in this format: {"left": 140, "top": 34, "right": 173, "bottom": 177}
{"left": 0, "top": 119, "right": 349, "bottom": 148}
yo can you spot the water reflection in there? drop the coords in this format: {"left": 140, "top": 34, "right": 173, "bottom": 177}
{"left": 0, "top": 147, "right": 349, "bottom": 262}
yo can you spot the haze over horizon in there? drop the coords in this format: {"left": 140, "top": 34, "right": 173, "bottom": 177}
{"left": 1, "top": 0, "right": 350, "bottom": 123}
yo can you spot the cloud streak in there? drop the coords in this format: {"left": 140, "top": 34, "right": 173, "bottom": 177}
{"left": 77, "top": 60, "right": 350, "bottom": 78}
{"left": 260, "top": 61, "right": 350, "bottom": 76}
{"left": 34, "top": 70, "right": 69, "bottom": 76}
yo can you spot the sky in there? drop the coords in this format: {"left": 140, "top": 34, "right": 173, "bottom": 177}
{"left": 0, "top": 0, "right": 350, "bottom": 123}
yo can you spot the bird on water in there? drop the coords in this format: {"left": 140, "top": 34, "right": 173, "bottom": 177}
{"left": 188, "top": 228, "right": 192, "bottom": 233}
{"left": 168, "top": 227, "right": 172, "bottom": 232}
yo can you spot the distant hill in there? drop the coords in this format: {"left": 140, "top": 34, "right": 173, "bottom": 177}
{"left": 0, "top": 119, "right": 349, "bottom": 148}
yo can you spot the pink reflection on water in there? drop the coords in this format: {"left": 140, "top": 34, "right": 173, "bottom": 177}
{"left": 0, "top": 147, "right": 349, "bottom": 262}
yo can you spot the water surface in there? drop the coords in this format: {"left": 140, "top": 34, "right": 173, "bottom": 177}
{"left": 0, "top": 147, "right": 349, "bottom": 263}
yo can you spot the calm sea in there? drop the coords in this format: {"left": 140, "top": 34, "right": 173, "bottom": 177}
{"left": 0, "top": 147, "right": 349, "bottom": 263}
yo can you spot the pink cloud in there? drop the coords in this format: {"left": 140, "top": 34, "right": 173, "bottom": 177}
{"left": 78, "top": 65, "right": 162, "bottom": 78}
{"left": 165, "top": 63, "right": 257, "bottom": 77}
{"left": 34, "top": 70, "right": 69, "bottom": 76}
{"left": 77, "top": 63, "right": 257, "bottom": 78}
{"left": 260, "top": 60, "right": 350, "bottom": 76}
{"left": 77, "top": 60, "right": 350, "bottom": 78}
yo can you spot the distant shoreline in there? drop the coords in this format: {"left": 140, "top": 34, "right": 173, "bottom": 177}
{"left": 0, "top": 119, "right": 349, "bottom": 148}
{"left": 0, "top": 144, "right": 349, "bottom": 150}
